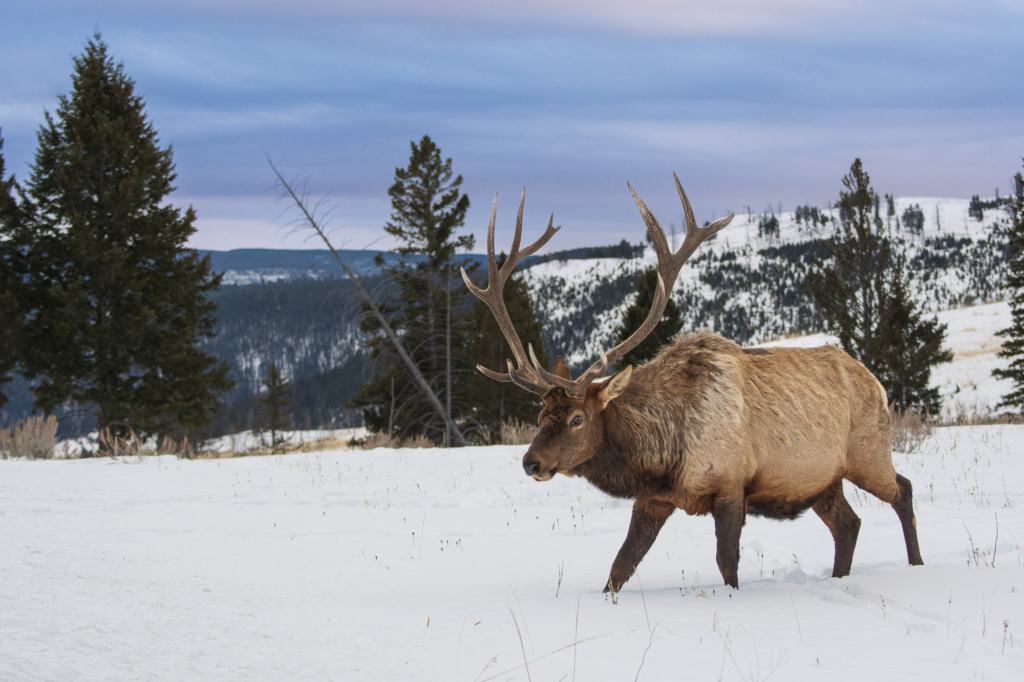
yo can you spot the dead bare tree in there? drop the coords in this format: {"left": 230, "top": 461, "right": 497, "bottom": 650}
{"left": 270, "top": 160, "right": 468, "bottom": 446}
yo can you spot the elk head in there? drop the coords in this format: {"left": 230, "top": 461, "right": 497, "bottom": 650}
{"left": 461, "top": 174, "right": 733, "bottom": 480}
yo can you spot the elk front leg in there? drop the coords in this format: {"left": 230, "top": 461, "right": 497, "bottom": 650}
{"left": 603, "top": 499, "right": 675, "bottom": 593}
{"left": 712, "top": 496, "right": 745, "bottom": 589}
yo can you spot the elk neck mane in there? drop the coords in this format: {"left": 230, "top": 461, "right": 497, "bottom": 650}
{"left": 570, "top": 331, "right": 747, "bottom": 502}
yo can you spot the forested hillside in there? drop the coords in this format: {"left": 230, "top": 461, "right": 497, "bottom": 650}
{"left": 530, "top": 196, "right": 1014, "bottom": 370}
{"left": 2, "top": 195, "right": 1013, "bottom": 435}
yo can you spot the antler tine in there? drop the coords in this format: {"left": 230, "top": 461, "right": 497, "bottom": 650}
{"left": 674, "top": 171, "right": 699, "bottom": 235}
{"left": 674, "top": 173, "right": 735, "bottom": 264}
{"left": 628, "top": 181, "right": 670, "bottom": 264}
{"left": 500, "top": 188, "right": 527, "bottom": 279}
{"left": 486, "top": 193, "right": 499, "bottom": 282}
{"left": 476, "top": 363, "right": 512, "bottom": 383}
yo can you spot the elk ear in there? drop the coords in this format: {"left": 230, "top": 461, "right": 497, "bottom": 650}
{"left": 597, "top": 366, "right": 633, "bottom": 408}
{"left": 552, "top": 355, "right": 572, "bottom": 381}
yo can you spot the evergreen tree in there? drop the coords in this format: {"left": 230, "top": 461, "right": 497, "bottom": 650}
{"left": 806, "top": 159, "right": 950, "bottom": 412}
{"left": 347, "top": 136, "right": 475, "bottom": 443}
{"left": 994, "top": 162, "right": 1024, "bottom": 411}
{"left": 874, "top": 255, "right": 951, "bottom": 412}
{"left": 464, "top": 254, "right": 548, "bottom": 436}
{"left": 613, "top": 265, "right": 683, "bottom": 369}
{"left": 256, "top": 363, "right": 294, "bottom": 453}
{"left": 18, "top": 34, "right": 233, "bottom": 443}
{"left": 0, "top": 134, "right": 27, "bottom": 408}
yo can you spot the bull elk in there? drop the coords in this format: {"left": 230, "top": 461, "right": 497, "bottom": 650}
{"left": 462, "top": 174, "right": 924, "bottom": 592}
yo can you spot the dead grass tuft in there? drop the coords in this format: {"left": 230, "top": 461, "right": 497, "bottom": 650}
{"left": 889, "top": 406, "right": 932, "bottom": 453}
{"left": 360, "top": 432, "right": 438, "bottom": 450}
{"left": 500, "top": 420, "right": 537, "bottom": 445}
{"left": 0, "top": 415, "right": 59, "bottom": 460}
{"left": 98, "top": 428, "right": 156, "bottom": 458}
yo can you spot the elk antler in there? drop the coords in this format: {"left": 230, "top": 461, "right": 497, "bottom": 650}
{"left": 465, "top": 175, "right": 734, "bottom": 399}
{"left": 460, "top": 189, "right": 560, "bottom": 394}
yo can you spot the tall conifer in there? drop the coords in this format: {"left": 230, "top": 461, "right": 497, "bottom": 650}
{"left": 994, "top": 162, "right": 1024, "bottom": 411}
{"left": 0, "top": 135, "right": 27, "bottom": 407}
{"left": 19, "top": 34, "right": 233, "bottom": 441}
{"left": 347, "top": 136, "right": 475, "bottom": 443}
{"left": 256, "top": 363, "right": 295, "bottom": 453}
{"left": 806, "top": 159, "right": 949, "bottom": 412}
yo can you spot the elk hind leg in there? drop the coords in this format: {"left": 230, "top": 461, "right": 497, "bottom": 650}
{"left": 712, "top": 496, "right": 744, "bottom": 589}
{"left": 892, "top": 474, "right": 924, "bottom": 565}
{"left": 812, "top": 480, "right": 861, "bottom": 578}
{"left": 851, "top": 471, "right": 924, "bottom": 567}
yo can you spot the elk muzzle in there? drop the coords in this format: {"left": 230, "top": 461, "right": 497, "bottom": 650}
{"left": 522, "top": 450, "right": 557, "bottom": 481}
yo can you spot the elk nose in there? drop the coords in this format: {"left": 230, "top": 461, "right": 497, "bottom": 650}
{"left": 523, "top": 459, "right": 539, "bottom": 477}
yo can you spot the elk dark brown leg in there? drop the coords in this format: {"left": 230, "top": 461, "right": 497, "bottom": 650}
{"left": 812, "top": 480, "right": 861, "bottom": 578}
{"left": 603, "top": 499, "right": 675, "bottom": 593}
{"left": 893, "top": 474, "right": 924, "bottom": 566}
{"left": 712, "top": 496, "right": 744, "bottom": 589}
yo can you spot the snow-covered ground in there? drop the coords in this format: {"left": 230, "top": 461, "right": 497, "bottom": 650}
{"left": 2, "top": 426, "right": 1023, "bottom": 680}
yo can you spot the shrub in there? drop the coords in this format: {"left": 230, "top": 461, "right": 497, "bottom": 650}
{"left": 0, "top": 415, "right": 59, "bottom": 459}
{"left": 889, "top": 406, "right": 931, "bottom": 453}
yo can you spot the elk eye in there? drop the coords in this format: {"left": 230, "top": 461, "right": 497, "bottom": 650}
{"left": 570, "top": 415, "right": 583, "bottom": 427}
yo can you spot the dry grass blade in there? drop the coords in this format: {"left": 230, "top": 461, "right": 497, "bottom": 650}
{"left": 508, "top": 605, "right": 532, "bottom": 682}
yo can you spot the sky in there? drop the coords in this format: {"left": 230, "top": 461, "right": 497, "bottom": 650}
{"left": 1, "top": 1, "right": 1022, "bottom": 252}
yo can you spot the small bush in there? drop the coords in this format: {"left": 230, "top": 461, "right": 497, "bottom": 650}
{"left": 889, "top": 407, "right": 931, "bottom": 453}
{"left": 0, "top": 415, "right": 59, "bottom": 460}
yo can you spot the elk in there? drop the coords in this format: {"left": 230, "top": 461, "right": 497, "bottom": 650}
{"left": 462, "top": 175, "right": 924, "bottom": 592}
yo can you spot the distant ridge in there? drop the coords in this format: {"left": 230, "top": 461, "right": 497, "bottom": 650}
{"left": 199, "top": 243, "right": 644, "bottom": 285}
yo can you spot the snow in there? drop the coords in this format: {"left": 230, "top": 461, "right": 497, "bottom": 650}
{"left": 3, "top": 424, "right": 1024, "bottom": 680}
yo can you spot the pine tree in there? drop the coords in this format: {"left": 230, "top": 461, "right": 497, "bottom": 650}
{"left": 18, "top": 34, "right": 233, "bottom": 443}
{"left": 464, "top": 254, "right": 548, "bottom": 436}
{"left": 0, "top": 134, "right": 27, "bottom": 408}
{"left": 874, "top": 255, "right": 951, "bottom": 412}
{"left": 994, "top": 162, "right": 1024, "bottom": 411}
{"left": 613, "top": 265, "right": 683, "bottom": 369}
{"left": 806, "top": 159, "right": 950, "bottom": 412}
{"left": 256, "top": 363, "right": 294, "bottom": 453}
{"left": 347, "top": 136, "right": 475, "bottom": 443}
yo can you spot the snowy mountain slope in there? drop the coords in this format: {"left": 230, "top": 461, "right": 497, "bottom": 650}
{"left": 522, "top": 196, "right": 1013, "bottom": 370}
{"left": 3, "top": 423, "right": 1023, "bottom": 680}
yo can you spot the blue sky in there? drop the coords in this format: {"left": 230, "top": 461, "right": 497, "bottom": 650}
{"left": 2, "top": 1, "right": 1022, "bottom": 251}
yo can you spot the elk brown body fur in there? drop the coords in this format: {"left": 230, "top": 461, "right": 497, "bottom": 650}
{"left": 463, "top": 176, "right": 924, "bottom": 593}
